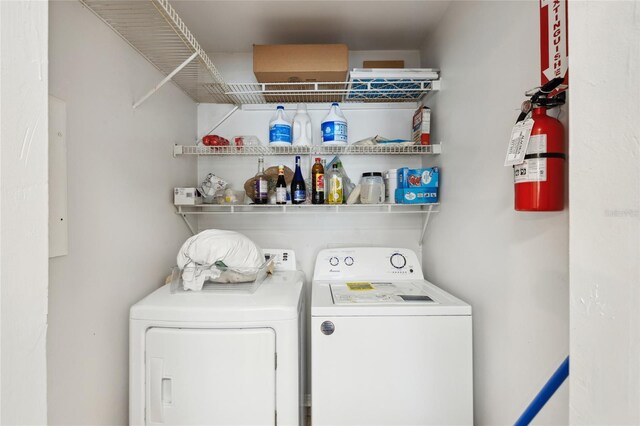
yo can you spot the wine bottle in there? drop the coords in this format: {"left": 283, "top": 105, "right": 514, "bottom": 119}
{"left": 291, "top": 155, "right": 306, "bottom": 204}
{"left": 276, "top": 165, "right": 287, "bottom": 205}
{"left": 254, "top": 157, "right": 268, "bottom": 204}
{"left": 312, "top": 157, "right": 325, "bottom": 204}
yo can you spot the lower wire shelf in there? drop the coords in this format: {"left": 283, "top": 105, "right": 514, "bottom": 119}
{"left": 175, "top": 203, "right": 438, "bottom": 215}
{"left": 175, "top": 203, "right": 439, "bottom": 244}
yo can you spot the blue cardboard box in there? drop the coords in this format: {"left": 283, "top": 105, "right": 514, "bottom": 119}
{"left": 395, "top": 167, "right": 439, "bottom": 204}
{"left": 397, "top": 167, "right": 439, "bottom": 188}
{"left": 395, "top": 188, "right": 439, "bottom": 204}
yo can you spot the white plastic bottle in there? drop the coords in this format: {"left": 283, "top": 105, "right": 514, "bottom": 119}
{"left": 269, "top": 105, "right": 292, "bottom": 146}
{"left": 321, "top": 102, "right": 348, "bottom": 145}
{"left": 292, "top": 103, "right": 312, "bottom": 146}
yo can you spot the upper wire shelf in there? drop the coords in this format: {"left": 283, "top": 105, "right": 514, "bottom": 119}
{"left": 204, "top": 80, "right": 441, "bottom": 105}
{"left": 174, "top": 144, "right": 442, "bottom": 156}
{"left": 80, "top": 0, "right": 236, "bottom": 104}
{"left": 79, "top": 0, "right": 440, "bottom": 106}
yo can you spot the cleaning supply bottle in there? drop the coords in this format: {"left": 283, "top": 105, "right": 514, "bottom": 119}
{"left": 321, "top": 103, "right": 348, "bottom": 145}
{"left": 292, "top": 103, "right": 312, "bottom": 146}
{"left": 269, "top": 105, "right": 292, "bottom": 146}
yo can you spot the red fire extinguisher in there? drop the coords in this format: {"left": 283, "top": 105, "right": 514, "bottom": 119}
{"left": 514, "top": 77, "right": 566, "bottom": 211}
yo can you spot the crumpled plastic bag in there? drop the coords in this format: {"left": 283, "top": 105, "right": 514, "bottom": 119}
{"left": 177, "top": 229, "right": 264, "bottom": 291}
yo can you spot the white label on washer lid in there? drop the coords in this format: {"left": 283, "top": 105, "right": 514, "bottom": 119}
{"left": 504, "top": 118, "right": 534, "bottom": 166}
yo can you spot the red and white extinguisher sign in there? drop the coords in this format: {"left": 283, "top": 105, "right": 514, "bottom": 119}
{"left": 540, "top": 0, "right": 568, "bottom": 90}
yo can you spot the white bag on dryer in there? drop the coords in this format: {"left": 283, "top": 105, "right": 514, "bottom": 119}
{"left": 177, "top": 229, "right": 264, "bottom": 291}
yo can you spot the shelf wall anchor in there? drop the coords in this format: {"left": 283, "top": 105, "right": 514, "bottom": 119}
{"left": 133, "top": 51, "right": 198, "bottom": 109}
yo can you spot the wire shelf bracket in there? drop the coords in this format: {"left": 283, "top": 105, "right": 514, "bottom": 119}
{"left": 419, "top": 204, "right": 435, "bottom": 247}
{"left": 176, "top": 207, "right": 197, "bottom": 235}
{"left": 133, "top": 51, "right": 198, "bottom": 109}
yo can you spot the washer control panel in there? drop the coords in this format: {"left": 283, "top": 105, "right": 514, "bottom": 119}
{"left": 313, "top": 247, "right": 423, "bottom": 281}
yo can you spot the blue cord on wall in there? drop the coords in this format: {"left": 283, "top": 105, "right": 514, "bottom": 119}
{"left": 514, "top": 356, "right": 569, "bottom": 426}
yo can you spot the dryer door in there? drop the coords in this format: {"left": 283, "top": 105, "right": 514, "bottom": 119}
{"left": 145, "top": 327, "right": 276, "bottom": 425}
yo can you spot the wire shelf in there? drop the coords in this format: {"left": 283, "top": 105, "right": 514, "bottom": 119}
{"left": 204, "top": 80, "right": 440, "bottom": 104}
{"left": 81, "top": 2, "right": 439, "bottom": 106}
{"left": 80, "top": 0, "right": 236, "bottom": 104}
{"left": 174, "top": 144, "right": 441, "bottom": 156}
{"left": 176, "top": 203, "right": 438, "bottom": 215}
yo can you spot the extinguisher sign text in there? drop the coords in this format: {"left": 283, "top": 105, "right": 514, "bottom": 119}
{"left": 540, "top": 0, "right": 568, "bottom": 87}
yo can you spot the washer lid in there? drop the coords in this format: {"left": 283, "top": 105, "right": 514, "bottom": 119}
{"left": 311, "top": 279, "right": 471, "bottom": 316}
{"left": 131, "top": 271, "right": 304, "bottom": 323}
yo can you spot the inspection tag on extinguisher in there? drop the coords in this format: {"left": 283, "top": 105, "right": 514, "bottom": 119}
{"left": 504, "top": 118, "right": 534, "bottom": 166}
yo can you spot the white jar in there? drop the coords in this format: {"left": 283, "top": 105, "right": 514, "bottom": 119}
{"left": 360, "top": 172, "right": 385, "bottom": 204}
{"left": 384, "top": 168, "right": 398, "bottom": 204}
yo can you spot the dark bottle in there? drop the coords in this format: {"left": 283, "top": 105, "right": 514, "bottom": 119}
{"left": 291, "top": 155, "right": 306, "bottom": 204}
{"left": 312, "top": 157, "right": 325, "bottom": 204}
{"left": 276, "top": 165, "right": 287, "bottom": 205}
{"left": 254, "top": 157, "right": 268, "bottom": 204}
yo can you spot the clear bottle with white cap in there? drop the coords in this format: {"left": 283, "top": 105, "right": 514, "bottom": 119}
{"left": 292, "top": 103, "right": 312, "bottom": 146}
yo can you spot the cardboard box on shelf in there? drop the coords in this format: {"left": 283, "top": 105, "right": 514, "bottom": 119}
{"left": 362, "top": 60, "right": 405, "bottom": 69}
{"left": 395, "top": 187, "right": 439, "bottom": 204}
{"left": 412, "top": 106, "right": 431, "bottom": 145}
{"left": 174, "top": 188, "right": 202, "bottom": 205}
{"left": 253, "top": 44, "right": 349, "bottom": 83}
{"left": 395, "top": 167, "right": 439, "bottom": 204}
{"left": 397, "top": 167, "right": 439, "bottom": 189}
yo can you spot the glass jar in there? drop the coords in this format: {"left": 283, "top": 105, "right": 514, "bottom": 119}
{"left": 359, "top": 172, "right": 385, "bottom": 204}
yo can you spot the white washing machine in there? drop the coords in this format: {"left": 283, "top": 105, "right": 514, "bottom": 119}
{"left": 311, "top": 247, "right": 473, "bottom": 425}
{"left": 130, "top": 250, "right": 304, "bottom": 426}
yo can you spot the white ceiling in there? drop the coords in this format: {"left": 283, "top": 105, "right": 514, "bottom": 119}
{"left": 169, "top": 0, "right": 451, "bottom": 52}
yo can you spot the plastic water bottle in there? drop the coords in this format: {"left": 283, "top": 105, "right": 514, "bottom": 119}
{"left": 292, "top": 103, "right": 312, "bottom": 146}
{"left": 269, "top": 106, "right": 292, "bottom": 146}
{"left": 321, "top": 103, "right": 348, "bottom": 145}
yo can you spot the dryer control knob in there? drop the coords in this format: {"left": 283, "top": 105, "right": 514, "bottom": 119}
{"left": 390, "top": 253, "right": 407, "bottom": 269}
{"left": 344, "top": 256, "right": 354, "bottom": 266}
{"left": 321, "top": 321, "right": 335, "bottom": 335}
{"left": 329, "top": 257, "right": 339, "bottom": 266}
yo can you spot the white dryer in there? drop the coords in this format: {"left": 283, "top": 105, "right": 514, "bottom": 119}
{"left": 130, "top": 250, "right": 304, "bottom": 426}
{"left": 311, "top": 247, "right": 473, "bottom": 425}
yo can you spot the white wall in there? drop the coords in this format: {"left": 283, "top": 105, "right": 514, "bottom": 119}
{"left": 0, "top": 1, "right": 49, "bottom": 423}
{"left": 421, "top": 1, "right": 569, "bottom": 424}
{"left": 569, "top": 2, "right": 640, "bottom": 423}
{"left": 47, "top": 1, "right": 196, "bottom": 424}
